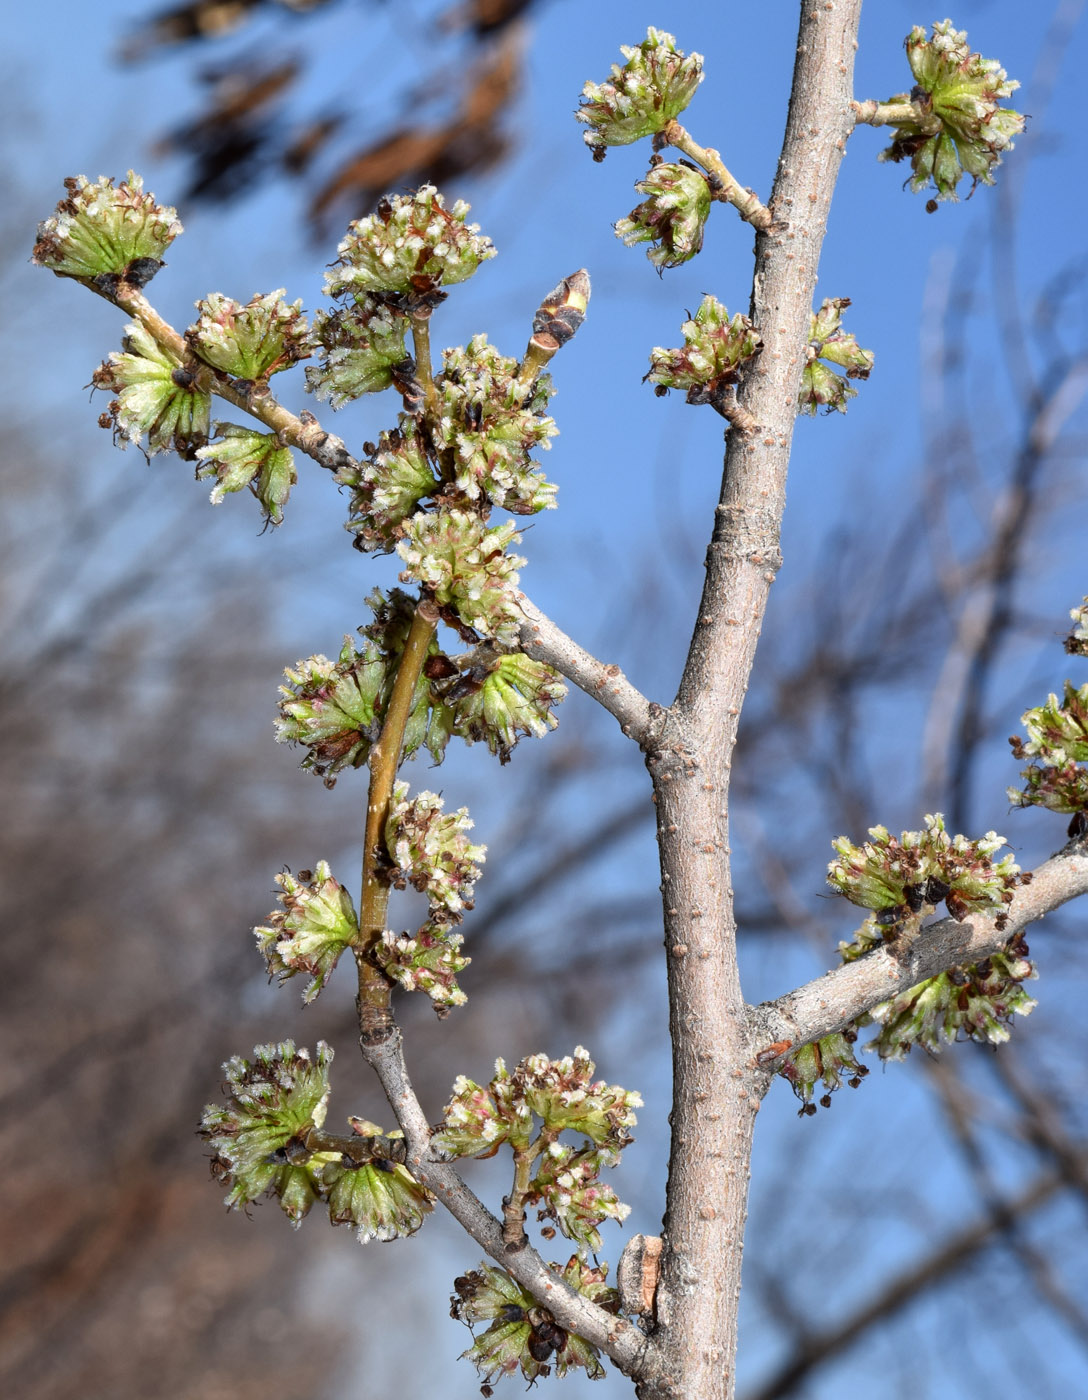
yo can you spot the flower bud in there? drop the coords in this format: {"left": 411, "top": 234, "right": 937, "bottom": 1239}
{"left": 1008, "top": 681, "right": 1088, "bottom": 823}
{"left": 325, "top": 187, "right": 495, "bottom": 301}
{"left": 384, "top": 781, "right": 485, "bottom": 919}
{"left": 195, "top": 423, "right": 296, "bottom": 525}
{"left": 33, "top": 172, "right": 181, "bottom": 289}
{"left": 187, "top": 290, "right": 310, "bottom": 381}
{"left": 517, "top": 1048, "right": 642, "bottom": 1148}
{"left": 432, "top": 1066, "right": 519, "bottom": 1159}
{"left": 647, "top": 295, "right": 761, "bottom": 402}
{"left": 275, "top": 635, "right": 387, "bottom": 782}
{"left": 878, "top": 21, "right": 1024, "bottom": 201}
{"left": 527, "top": 1142, "right": 630, "bottom": 1253}
{"left": 199, "top": 1040, "right": 332, "bottom": 1221}
{"left": 93, "top": 322, "right": 211, "bottom": 456}
{"left": 798, "top": 298, "right": 873, "bottom": 416}
{"left": 577, "top": 28, "right": 704, "bottom": 158}
{"left": 306, "top": 298, "right": 411, "bottom": 405}
{"left": 371, "top": 925, "right": 470, "bottom": 1013}
{"left": 397, "top": 510, "right": 526, "bottom": 645}
{"left": 616, "top": 162, "right": 711, "bottom": 270}
{"left": 255, "top": 862, "right": 360, "bottom": 1004}
{"left": 447, "top": 651, "right": 566, "bottom": 763}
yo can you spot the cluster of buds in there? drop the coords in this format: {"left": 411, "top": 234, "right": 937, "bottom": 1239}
{"left": 616, "top": 160, "right": 712, "bottom": 270}
{"left": 195, "top": 424, "right": 296, "bottom": 525}
{"left": 275, "top": 633, "right": 388, "bottom": 783}
{"left": 867, "top": 933, "right": 1037, "bottom": 1060}
{"left": 255, "top": 862, "right": 360, "bottom": 1004}
{"left": 306, "top": 299, "right": 411, "bottom": 407}
{"left": 1066, "top": 597, "right": 1088, "bottom": 658}
{"left": 451, "top": 1257, "right": 618, "bottom": 1383}
{"left": 646, "top": 295, "right": 761, "bottom": 412}
{"left": 32, "top": 171, "right": 181, "bottom": 291}
{"left": 325, "top": 187, "right": 495, "bottom": 305}
{"left": 876, "top": 20, "right": 1024, "bottom": 202}
{"left": 439, "top": 650, "right": 566, "bottom": 763}
{"left": 526, "top": 1142, "right": 631, "bottom": 1252}
{"left": 91, "top": 322, "right": 211, "bottom": 457}
{"left": 577, "top": 28, "right": 704, "bottom": 159}
{"left": 1009, "top": 679, "right": 1088, "bottom": 837}
{"left": 397, "top": 510, "right": 526, "bottom": 646}
{"left": 798, "top": 298, "right": 874, "bottom": 415}
{"left": 186, "top": 290, "right": 310, "bottom": 381}
{"left": 827, "top": 813, "right": 1025, "bottom": 933}
{"left": 779, "top": 1030, "right": 869, "bottom": 1115}
{"left": 200, "top": 1043, "right": 433, "bottom": 1238}
{"left": 340, "top": 422, "right": 439, "bottom": 550}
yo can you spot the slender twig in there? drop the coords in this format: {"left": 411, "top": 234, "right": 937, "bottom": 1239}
{"left": 661, "top": 119, "right": 773, "bottom": 230}
{"left": 851, "top": 98, "right": 935, "bottom": 128}
{"left": 503, "top": 1139, "right": 545, "bottom": 1252}
{"left": 409, "top": 310, "right": 440, "bottom": 423}
{"left": 750, "top": 842, "right": 1088, "bottom": 1062}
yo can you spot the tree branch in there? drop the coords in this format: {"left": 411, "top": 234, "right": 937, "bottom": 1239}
{"left": 749, "top": 841, "right": 1088, "bottom": 1063}
{"left": 661, "top": 120, "right": 773, "bottom": 230}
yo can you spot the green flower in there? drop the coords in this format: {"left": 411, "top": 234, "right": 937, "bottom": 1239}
{"left": 187, "top": 290, "right": 310, "bottom": 381}
{"left": 255, "top": 862, "right": 360, "bottom": 1004}
{"left": 195, "top": 424, "right": 296, "bottom": 525}
{"left": 384, "top": 781, "right": 485, "bottom": 919}
{"left": 527, "top": 1142, "right": 630, "bottom": 1253}
{"left": 577, "top": 28, "right": 704, "bottom": 158}
{"left": 323, "top": 1153, "right": 433, "bottom": 1243}
{"left": 1009, "top": 682, "right": 1088, "bottom": 828}
{"left": 878, "top": 20, "right": 1024, "bottom": 201}
{"left": 827, "top": 814, "right": 1023, "bottom": 932}
{"left": 33, "top": 171, "right": 181, "bottom": 288}
{"left": 325, "top": 187, "right": 495, "bottom": 301}
{"left": 340, "top": 422, "right": 438, "bottom": 551}
{"left": 616, "top": 161, "right": 711, "bottom": 270}
{"left": 1066, "top": 597, "right": 1088, "bottom": 658}
{"left": 452, "top": 1257, "right": 618, "bottom": 1383}
{"left": 778, "top": 1031, "right": 869, "bottom": 1115}
{"left": 798, "top": 298, "right": 874, "bottom": 415}
{"left": 199, "top": 1040, "right": 332, "bottom": 1222}
{"left": 92, "top": 322, "right": 210, "bottom": 456}
{"left": 433, "top": 336, "right": 558, "bottom": 515}
{"left": 446, "top": 651, "right": 566, "bottom": 763}
{"left": 306, "top": 298, "right": 411, "bottom": 405}
{"left": 275, "top": 635, "right": 388, "bottom": 782}
{"left": 397, "top": 510, "right": 526, "bottom": 646}
{"left": 372, "top": 925, "right": 470, "bottom": 1013}
{"left": 647, "top": 295, "right": 761, "bottom": 405}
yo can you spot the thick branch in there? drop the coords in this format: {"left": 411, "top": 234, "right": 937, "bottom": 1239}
{"left": 515, "top": 591, "right": 660, "bottom": 748}
{"left": 750, "top": 842, "right": 1088, "bottom": 1062}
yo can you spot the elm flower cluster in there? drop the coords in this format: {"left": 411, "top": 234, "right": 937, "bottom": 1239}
{"left": 92, "top": 322, "right": 211, "bottom": 457}
{"left": 255, "top": 862, "right": 360, "bottom": 1004}
{"left": 779, "top": 1030, "right": 869, "bottom": 1115}
{"left": 527, "top": 1142, "right": 631, "bottom": 1252}
{"left": 186, "top": 290, "right": 310, "bottom": 381}
{"left": 827, "top": 813, "right": 1024, "bottom": 932}
{"left": 878, "top": 20, "right": 1024, "bottom": 201}
{"left": 397, "top": 510, "right": 526, "bottom": 645}
{"left": 798, "top": 298, "right": 874, "bottom": 416}
{"left": 323, "top": 1144, "right": 433, "bottom": 1244}
{"left": 1009, "top": 680, "right": 1088, "bottom": 833}
{"left": 452, "top": 1258, "right": 619, "bottom": 1383}
{"left": 305, "top": 298, "right": 411, "bottom": 406}
{"left": 340, "top": 422, "right": 439, "bottom": 550}
{"left": 33, "top": 171, "right": 181, "bottom": 289}
{"left": 577, "top": 28, "right": 704, "bottom": 158}
{"left": 1066, "top": 597, "right": 1088, "bottom": 658}
{"left": 195, "top": 423, "right": 296, "bottom": 525}
{"left": 647, "top": 295, "right": 761, "bottom": 406}
{"left": 324, "top": 187, "right": 495, "bottom": 302}
{"left": 275, "top": 634, "right": 388, "bottom": 782}
{"left": 616, "top": 161, "right": 712, "bottom": 270}
{"left": 444, "top": 651, "right": 566, "bottom": 763}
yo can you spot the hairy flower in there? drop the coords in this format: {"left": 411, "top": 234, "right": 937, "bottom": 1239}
{"left": 797, "top": 297, "right": 874, "bottom": 415}
{"left": 1066, "top": 598, "right": 1088, "bottom": 658}
{"left": 647, "top": 295, "right": 761, "bottom": 405}
{"left": 195, "top": 424, "right": 296, "bottom": 525}
{"left": 33, "top": 171, "right": 181, "bottom": 288}
{"left": 433, "top": 336, "right": 558, "bottom": 514}
{"left": 92, "top": 322, "right": 210, "bottom": 456}
{"left": 528, "top": 1142, "right": 631, "bottom": 1252}
{"left": 255, "top": 862, "right": 360, "bottom": 1004}
{"left": 187, "top": 290, "right": 310, "bottom": 380}
{"left": 577, "top": 28, "right": 703, "bottom": 158}
{"left": 325, "top": 187, "right": 495, "bottom": 301}
{"left": 384, "top": 781, "right": 485, "bottom": 918}
{"left": 275, "top": 636, "right": 388, "bottom": 781}
{"left": 869, "top": 934, "right": 1037, "bottom": 1059}
{"left": 878, "top": 20, "right": 1024, "bottom": 201}
{"left": 323, "top": 1154, "right": 433, "bottom": 1243}
{"left": 371, "top": 925, "right": 470, "bottom": 1013}
{"left": 452, "top": 1258, "right": 618, "bottom": 1383}
{"left": 827, "top": 814, "right": 1023, "bottom": 932}
{"left": 340, "top": 423, "right": 438, "bottom": 551}
{"left": 306, "top": 298, "right": 411, "bottom": 405}
{"left": 778, "top": 1030, "right": 869, "bottom": 1115}
{"left": 446, "top": 651, "right": 566, "bottom": 763}
{"left": 199, "top": 1040, "right": 332, "bottom": 1222}
{"left": 397, "top": 510, "right": 526, "bottom": 645}
{"left": 616, "top": 161, "right": 712, "bottom": 270}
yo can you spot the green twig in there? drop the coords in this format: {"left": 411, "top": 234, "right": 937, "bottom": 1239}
{"left": 410, "top": 310, "right": 440, "bottom": 424}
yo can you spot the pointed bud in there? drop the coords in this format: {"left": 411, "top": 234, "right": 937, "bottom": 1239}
{"left": 878, "top": 21, "right": 1024, "bottom": 201}
{"left": 528, "top": 269, "right": 591, "bottom": 354}
{"left": 616, "top": 162, "right": 712, "bottom": 270}
{"left": 577, "top": 28, "right": 704, "bottom": 158}
{"left": 33, "top": 172, "right": 181, "bottom": 289}
{"left": 798, "top": 298, "right": 874, "bottom": 416}
{"left": 255, "top": 862, "right": 360, "bottom": 1004}
{"left": 397, "top": 510, "right": 526, "bottom": 645}
{"left": 647, "top": 295, "right": 761, "bottom": 403}
{"left": 325, "top": 187, "right": 495, "bottom": 301}
{"left": 186, "top": 290, "right": 310, "bottom": 381}
{"left": 305, "top": 298, "right": 411, "bottom": 405}
{"left": 93, "top": 322, "right": 211, "bottom": 456}
{"left": 195, "top": 423, "right": 296, "bottom": 525}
